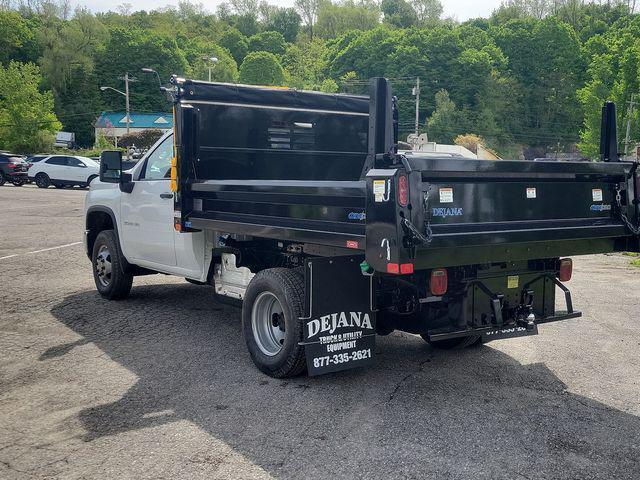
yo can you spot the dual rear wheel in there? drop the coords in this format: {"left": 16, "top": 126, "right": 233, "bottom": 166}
{"left": 242, "top": 269, "right": 307, "bottom": 378}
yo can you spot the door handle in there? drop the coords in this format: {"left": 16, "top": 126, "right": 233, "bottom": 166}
{"left": 160, "top": 193, "right": 174, "bottom": 199}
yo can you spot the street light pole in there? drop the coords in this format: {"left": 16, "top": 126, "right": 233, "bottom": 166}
{"left": 124, "top": 73, "right": 130, "bottom": 133}
{"left": 203, "top": 56, "right": 219, "bottom": 82}
{"left": 100, "top": 73, "right": 137, "bottom": 135}
{"left": 413, "top": 77, "right": 420, "bottom": 136}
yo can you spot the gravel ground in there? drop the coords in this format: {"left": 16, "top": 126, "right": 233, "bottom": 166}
{"left": 1, "top": 184, "right": 639, "bottom": 480}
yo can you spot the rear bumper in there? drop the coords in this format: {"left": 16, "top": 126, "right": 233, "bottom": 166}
{"left": 427, "top": 310, "right": 582, "bottom": 343}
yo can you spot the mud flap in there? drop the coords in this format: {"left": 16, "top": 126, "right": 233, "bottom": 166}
{"left": 301, "top": 256, "right": 376, "bottom": 376}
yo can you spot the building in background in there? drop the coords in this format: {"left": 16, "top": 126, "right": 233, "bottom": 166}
{"left": 94, "top": 112, "right": 173, "bottom": 146}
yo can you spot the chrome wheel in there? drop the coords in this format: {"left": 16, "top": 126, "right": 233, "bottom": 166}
{"left": 95, "top": 244, "right": 112, "bottom": 287}
{"left": 251, "top": 291, "right": 286, "bottom": 356}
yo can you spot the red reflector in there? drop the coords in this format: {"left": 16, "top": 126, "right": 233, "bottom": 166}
{"left": 558, "top": 258, "right": 572, "bottom": 282}
{"left": 398, "top": 175, "right": 409, "bottom": 207}
{"left": 346, "top": 240, "right": 359, "bottom": 249}
{"left": 400, "top": 263, "right": 414, "bottom": 274}
{"left": 430, "top": 268, "right": 448, "bottom": 296}
{"left": 387, "top": 263, "right": 400, "bottom": 274}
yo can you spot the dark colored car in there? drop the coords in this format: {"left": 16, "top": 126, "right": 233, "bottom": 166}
{"left": 0, "top": 153, "right": 29, "bottom": 186}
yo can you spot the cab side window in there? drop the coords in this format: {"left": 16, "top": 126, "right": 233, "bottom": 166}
{"left": 142, "top": 137, "right": 173, "bottom": 180}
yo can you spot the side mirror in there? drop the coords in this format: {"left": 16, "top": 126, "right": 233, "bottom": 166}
{"left": 100, "top": 150, "right": 122, "bottom": 183}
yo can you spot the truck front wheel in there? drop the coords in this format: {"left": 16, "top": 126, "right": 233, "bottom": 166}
{"left": 92, "top": 230, "right": 133, "bottom": 300}
{"left": 242, "top": 268, "right": 306, "bottom": 378}
{"left": 421, "top": 334, "right": 481, "bottom": 350}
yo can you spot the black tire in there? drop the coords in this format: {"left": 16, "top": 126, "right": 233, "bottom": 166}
{"left": 92, "top": 230, "right": 133, "bottom": 300}
{"left": 11, "top": 178, "right": 25, "bottom": 186}
{"left": 0, "top": 172, "right": 5, "bottom": 186}
{"left": 54, "top": 183, "right": 65, "bottom": 189}
{"left": 35, "top": 173, "right": 50, "bottom": 188}
{"left": 421, "top": 334, "right": 482, "bottom": 350}
{"left": 242, "top": 268, "right": 306, "bottom": 378}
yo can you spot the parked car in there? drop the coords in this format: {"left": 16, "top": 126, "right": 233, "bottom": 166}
{"left": 26, "top": 154, "right": 50, "bottom": 164}
{"left": 28, "top": 155, "right": 100, "bottom": 188}
{"left": 0, "top": 153, "right": 29, "bottom": 186}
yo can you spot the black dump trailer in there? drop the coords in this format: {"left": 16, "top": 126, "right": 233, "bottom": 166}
{"left": 171, "top": 77, "right": 640, "bottom": 377}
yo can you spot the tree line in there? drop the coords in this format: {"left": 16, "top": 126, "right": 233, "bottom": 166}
{"left": 0, "top": 0, "right": 638, "bottom": 158}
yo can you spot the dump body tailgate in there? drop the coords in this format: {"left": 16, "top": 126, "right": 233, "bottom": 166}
{"left": 365, "top": 156, "right": 639, "bottom": 272}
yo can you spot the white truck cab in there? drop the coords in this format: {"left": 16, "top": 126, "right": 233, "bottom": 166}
{"left": 84, "top": 132, "right": 210, "bottom": 285}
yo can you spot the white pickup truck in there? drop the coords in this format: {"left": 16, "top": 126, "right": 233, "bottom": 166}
{"left": 85, "top": 131, "right": 237, "bottom": 297}
{"left": 87, "top": 132, "right": 204, "bottom": 287}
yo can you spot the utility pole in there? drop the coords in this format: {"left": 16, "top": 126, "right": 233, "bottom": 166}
{"left": 412, "top": 77, "right": 420, "bottom": 136}
{"left": 624, "top": 93, "right": 636, "bottom": 158}
{"left": 118, "top": 73, "right": 138, "bottom": 134}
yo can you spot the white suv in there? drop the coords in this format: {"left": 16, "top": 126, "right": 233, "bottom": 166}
{"left": 29, "top": 155, "right": 100, "bottom": 189}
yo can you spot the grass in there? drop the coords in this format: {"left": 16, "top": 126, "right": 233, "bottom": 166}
{"left": 621, "top": 251, "right": 639, "bottom": 257}
{"left": 630, "top": 258, "right": 640, "bottom": 267}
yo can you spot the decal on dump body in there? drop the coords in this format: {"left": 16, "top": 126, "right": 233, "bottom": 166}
{"left": 439, "top": 187, "right": 454, "bottom": 203}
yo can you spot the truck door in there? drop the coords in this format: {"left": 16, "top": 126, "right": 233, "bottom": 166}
{"left": 121, "top": 136, "right": 177, "bottom": 266}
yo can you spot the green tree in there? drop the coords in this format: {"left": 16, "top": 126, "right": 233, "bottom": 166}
{"left": 265, "top": 7, "right": 301, "bottom": 42}
{"left": 491, "top": 17, "right": 584, "bottom": 149}
{"left": 38, "top": 8, "right": 107, "bottom": 94}
{"left": 409, "top": 0, "right": 443, "bottom": 25}
{"left": 248, "top": 31, "right": 287, "bottom": 55}
{"left": 0, "top": 10, "right": 33, "bottom": 66}
{"left": 426, "top": 89, "right": 469, "bottom": 144}
{"left": 282, "top": 39, "right": 332, "bottom": 90}
{"left": 381, "top": 0, "right": 418, "bottom": 28}
{"left": 0, "top": 62, "right": 61, "bottom": 153}
{"left": 181, "top": 38, "right": 239, "bottom": 82}
{"left": 295, "top": 0, "right": 322, "bottom": 39}
{"left": 95, "top": 27, "right": 188, "bottom": 113}
{"left": 315, "top": 0, "right": 380, "bottom": 39}
{"left": 54, "top": 66, "right": 102, "bottom": 147}
{"left": 239, "top": 51, "right": 285, "bottom": 85}
{"left": 219, "top": 27, "right": 249, "bottom": 64}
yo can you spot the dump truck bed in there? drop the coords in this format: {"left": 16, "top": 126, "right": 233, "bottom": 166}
{"left": 173, "top": 79, "right": 639, "bottom": 268}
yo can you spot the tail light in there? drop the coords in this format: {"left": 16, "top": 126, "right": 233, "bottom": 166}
{"left": 430, "top": 268, "right": 448, "bottom": 296}
{"left": 558, "top": 258, "right": 572, "bottom": 282}
{"left": 398, "top": 174, "right": 409, "bottom": 207}
{"left": 8, "top": 163, "right": 17, "bottom": 169}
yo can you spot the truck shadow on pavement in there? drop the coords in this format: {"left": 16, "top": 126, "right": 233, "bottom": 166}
{"left": 49, "top": 283, "right": 640, "bottom": 479}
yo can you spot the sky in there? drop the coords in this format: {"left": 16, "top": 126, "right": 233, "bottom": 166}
{"left": 76, "top": 0, "right": 506, "bottom": 22}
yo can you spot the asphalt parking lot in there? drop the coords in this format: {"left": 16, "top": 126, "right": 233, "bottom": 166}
{"left": 1, "top": 183, "right": 639, "bottom": 479}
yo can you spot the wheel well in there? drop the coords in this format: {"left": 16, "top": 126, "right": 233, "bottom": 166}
{"left": 86, "top": 210, "right": 114, "bottom": 258}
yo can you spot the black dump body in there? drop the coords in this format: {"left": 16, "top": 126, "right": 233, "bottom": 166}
{"left": 173, "top": 78, "right": 640, "bottom": 269}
